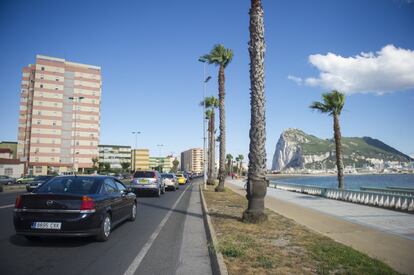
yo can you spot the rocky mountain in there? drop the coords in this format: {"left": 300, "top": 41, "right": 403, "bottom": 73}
{"left": 272, "top": 129, "right": 412, "bottom": 171}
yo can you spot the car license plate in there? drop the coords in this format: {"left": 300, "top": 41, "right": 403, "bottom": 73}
{"left": 32, "top": 222, "right": 61, "bottom": 230}
{"left": 139, "top": 179, "right": 148, "bottom": 184}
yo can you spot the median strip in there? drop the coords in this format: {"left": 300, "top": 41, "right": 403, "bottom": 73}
{"left": 123, "top": 183, "right": 193, "bottom": 275}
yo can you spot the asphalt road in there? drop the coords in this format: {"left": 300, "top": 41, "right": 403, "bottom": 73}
{"left": 0, "top": 180, "right": 200, "bottom": 275}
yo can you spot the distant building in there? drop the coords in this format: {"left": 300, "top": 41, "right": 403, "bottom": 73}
{"left": 132, "top": 149, "right": 150, "bottom": 171}
{"left": 98, "top": 145, "right": 131, "bottom": 170}
{"left": 149, "top": 156, "right": 174, "bottom": 173}
{"left": 0, "top": 148, "right": 13, "bottom": 159}
{"left": 180, "top": 148, "right": 204, "bottom": 173}
{"left": 0, "top": 141, "right": 18, "bottom": 159}
{"left": 0, "top": 159, "right": 24, "bottom": 178}
{"left": 0, "top": 148, "right": 24, "bottom": 178}
{"left": 16, "top": 55, "right": 102, "bottom": 175}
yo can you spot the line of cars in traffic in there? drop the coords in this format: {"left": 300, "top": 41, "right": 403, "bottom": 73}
{"left": 11, "top": 170, "right": 192, "bottom": 242}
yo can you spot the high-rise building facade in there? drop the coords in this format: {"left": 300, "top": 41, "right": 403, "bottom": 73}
{"left": 180, "top": 148, "right": 204, "bottom": 173}
{"left": 98, "top": 145, "right": 131, "bottom": 170}
{"left": 17, "top": 55, "right": 102, "bottom": 175}
{"left": 131, "top": 149, "right": 150, "bottom": 171}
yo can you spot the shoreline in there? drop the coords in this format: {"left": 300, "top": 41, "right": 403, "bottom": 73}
{"left": 266, "top": 172, "right": 413, "bottom": 180}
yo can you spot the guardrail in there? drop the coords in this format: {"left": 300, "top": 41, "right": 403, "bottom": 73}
{"left": 359, "top": 186, "right": 414, "bottom": 197}
{"left": 269, "top": 182, "right": 414, "bottom": 213}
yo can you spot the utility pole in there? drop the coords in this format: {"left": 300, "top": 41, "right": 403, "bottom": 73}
{"left": 132, "top": 131, "right": 141, "bottom": 171}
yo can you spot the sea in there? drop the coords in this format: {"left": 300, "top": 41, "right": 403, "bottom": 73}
{"left": 270, "top": 174, "right": 414, "bottom": 191}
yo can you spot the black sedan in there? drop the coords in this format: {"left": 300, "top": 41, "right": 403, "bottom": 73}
{"left": 26, "top": 175, "right": 55, "bottom": 192}
{"left": 14, "top": 176, "right": 137, "bottom": 242}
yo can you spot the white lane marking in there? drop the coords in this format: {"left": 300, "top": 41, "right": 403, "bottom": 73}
{"left": 124, "top": 183, "right": 192, "bottom": 275}
{"left": 0, "top": 204, "right": 14, "bottom": 209}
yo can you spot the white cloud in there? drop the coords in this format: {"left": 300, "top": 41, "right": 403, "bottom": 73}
{"left": 289, "top": 45, "right": 414, "bottom": 95}
{"left": 287, "top": 75, "right": 303, "bottom": 85}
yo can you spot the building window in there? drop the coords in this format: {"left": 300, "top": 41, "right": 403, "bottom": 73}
{"left": 52, "top": 140, "right": 55, "bottom": 144}
{"left": 55, "top": 87, "right": 58, "bottom": 90}
{"left": 4, "top": 168, "right": 13, "bottom": 176}
{"left": 40, "top": 84, "right": 43, "bottom": 88}
{"left": 51, "top": 158, "right": 55, "bottom": 161}
{"left": 40, "top": 75, "right": 44, "bottom": 79}
{"left": 52, "top": 121, "right": 56, "bottom": 126}
{"left": 35, "top": 158, "right": 39, "bottom": 162}
{"left": 41, "top": 67, "right": 45, "bottom": 71}
{"left": 52, "top": 148, "right": 55, "bottom": 152}
{"left": 54, "top": 103, "right": 57, "bottom": 107}
{"left": 90, "top": 142, "right": 93, "bottom": 146}
{"left": 39, "top": 102, "right": 43, "bottom": 106}
{"left": 76, "top": 141, "right": 79, "bottom": 146}
{"left": 37, "top": 111, "right": 41, "bottom": 115}
{"left": 35, "top": 166, "right": 42, "bottom": 173}
{"left": 56, "top": 78, "right": 59, "bottom": 81}
{"left": 37, "top": 120, "right": 41, "bottom": 125}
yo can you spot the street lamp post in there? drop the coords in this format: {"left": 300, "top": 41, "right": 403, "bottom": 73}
{"left": 68, "top": 96, "right": 84, "bottom": 173}
{"left": 132, "top": 131, "right": 141, "bottom": 171}
{"left": 198, "top": 58, "right": 211, "bottom": 189}
{"left": 157, "top": 144, "right": 164, "bottom": 172}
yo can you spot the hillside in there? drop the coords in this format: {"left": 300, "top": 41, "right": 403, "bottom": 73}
{"left": 272, "top": 129, "right": 412, "bottom": 171}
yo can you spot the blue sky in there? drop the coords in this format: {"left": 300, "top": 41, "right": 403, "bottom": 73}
{"left": 0, "top": 0, "right": 413, "bottom": 166}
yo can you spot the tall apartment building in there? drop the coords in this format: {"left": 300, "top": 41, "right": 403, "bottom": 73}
{"left": 180, "top": 148, "right": 204, "bottom": 173}
{"left": 17, "top": 55, "right": 102, "bottom": 175}
{"left": 131, "top": 149, "right": 150, "bottom": 171}
{"left": 98, "top": 145, "right": 131, "bottom": 170}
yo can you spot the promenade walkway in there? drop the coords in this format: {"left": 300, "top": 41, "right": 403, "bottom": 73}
{"left": 227, "top": 179, "right": 414, "bottom": 274}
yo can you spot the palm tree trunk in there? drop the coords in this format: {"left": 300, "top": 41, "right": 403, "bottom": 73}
{"left": 215, "top": 65, "right": 226, "bottom": 192}
{"left": 207, "top": 114, "right": 214, "bottom": 185}
{"left": 243, "top": 0, "right": 268, "bottom": 223}
{"left": 333, "top": 114, "right": 344, "bottom": 189}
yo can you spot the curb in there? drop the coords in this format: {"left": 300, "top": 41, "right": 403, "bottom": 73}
{"left": 200, "top": 185, "right": 229, "bottom": 275}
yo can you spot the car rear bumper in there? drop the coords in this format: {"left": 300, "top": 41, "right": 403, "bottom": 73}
{"left": 130, "top": 185, "right": 159, "bottom": 193}
{"left": 14, "top": 211, "right": 101, "bottom": 237}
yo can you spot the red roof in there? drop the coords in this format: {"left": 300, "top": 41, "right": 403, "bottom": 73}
{"left": 0, "top": 158, "right": 22, "bottom": 164}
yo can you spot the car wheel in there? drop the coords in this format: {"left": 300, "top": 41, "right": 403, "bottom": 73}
{"left": 17, "top": 181, "right": 22, "bottom": 184}
{"left": 96, "top": 213, "right": 111, "bottom": 242}
{"left": 7, "top": 181, "right": 12, "bottom": 185}
{"left": 129, "top": 202, "right": 137, "bottom": 221}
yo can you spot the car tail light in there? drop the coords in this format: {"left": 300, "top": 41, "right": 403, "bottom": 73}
{"left": 15, "top": 195, "right": 22, "bottom": 209}
{"left": 80, "top": 196, "right": 95, "bottom": 211}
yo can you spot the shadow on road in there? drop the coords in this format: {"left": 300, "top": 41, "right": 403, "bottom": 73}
{"left": 138, "top": 201, "right": 203, "bottom": 219}
{"left": 9, "top": 234, "right": 93, "bottom": 248}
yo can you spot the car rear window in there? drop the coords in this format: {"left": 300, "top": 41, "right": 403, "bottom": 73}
{"left": 161, "top": 174, "right": 173, "bottom": 178}
{"left": 36, "top": 177, "right": 101, "bottom": 195}
{"left": 133, "top": 171, "right": 155, "bottom": 178}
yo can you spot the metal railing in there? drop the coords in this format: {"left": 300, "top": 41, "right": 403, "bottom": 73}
{"left": 269, "top": 182, "right": 414, "bottom": 213}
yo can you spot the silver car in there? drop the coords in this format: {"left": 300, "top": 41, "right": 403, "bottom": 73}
{"left": 161, "top": 173, "right": 179, "bottom": 191}
{"left": 130, "top": 170, "right": 165, "bottom": 197}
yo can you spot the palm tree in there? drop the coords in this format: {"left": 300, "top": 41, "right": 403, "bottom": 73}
{"left": 237, "top": 154, "right": 244, "bottom": 175}
{"left": 226, "top": 154, "right": 233, "bottom": 174}
{"left": 92, "top": 157, "right": 98, "bottom": 170}
{"left": 201, "top": 44, "right": 233, "bottom": 192}
{"left": 235, "top": 156, "right": 240, "bottom": 174}
{"left": 201, "top": 96, "right": 219, "bottom": 185}
{"left": 310, "top": 90, "right": 346, "bottom": 189}
{"left": 121, "top": 162, "right": 130, "bottom": 173}
{"left": 243, "top": 0, "right": 268, "bottom": 223}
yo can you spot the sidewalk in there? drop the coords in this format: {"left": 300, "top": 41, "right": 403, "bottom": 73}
{"left": 227, "top": 179, "right": 414, "bottom": 275}
{"left": 177, "top": 181, "right": 212, "bottom": 275}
